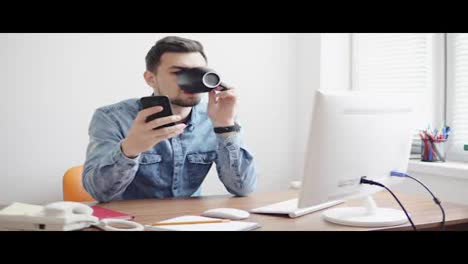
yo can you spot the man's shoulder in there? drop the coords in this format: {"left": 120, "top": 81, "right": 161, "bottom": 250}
{"left": 95, "top": 98, "right": 140, "bottom": 115}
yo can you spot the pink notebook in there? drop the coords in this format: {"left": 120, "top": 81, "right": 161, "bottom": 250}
{"left": 91, "top": 206, "right": 134, "bottom": 220}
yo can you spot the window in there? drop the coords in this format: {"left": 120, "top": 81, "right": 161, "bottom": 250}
{"left": 447, "top": 33, "right": 468, "bottom": 162}
{"left": 352, "top": 33, "right": 468, "bottom": 162}
{"left": 351, "top": 33, "right": 444, "bottom": 158}
{"left": 351, "top": 33, "right": 441, "bottom": 130}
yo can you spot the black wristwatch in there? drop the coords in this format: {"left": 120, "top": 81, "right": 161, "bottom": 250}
{"left": 214, "top": 123, "right": 241, "bottom": 134}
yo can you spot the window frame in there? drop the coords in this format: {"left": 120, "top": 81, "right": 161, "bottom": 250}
{"left": 446, "top": 33, "right": 468, "bottom": 162}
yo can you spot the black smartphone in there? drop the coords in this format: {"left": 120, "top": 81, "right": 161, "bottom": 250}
{"left": 140, "top": 95, "right": 175, "bottom": 129}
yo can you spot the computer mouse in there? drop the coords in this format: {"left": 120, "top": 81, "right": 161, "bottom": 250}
{"left": 201, "top": 208, "right": 250, "bottom": 220}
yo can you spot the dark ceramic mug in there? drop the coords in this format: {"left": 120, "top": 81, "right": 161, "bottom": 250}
{"left": 176, "top": 67, "right": 229, "bottom": 93}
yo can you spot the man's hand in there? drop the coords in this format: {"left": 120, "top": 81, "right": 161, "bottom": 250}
{"left": 208, "top": 86, "right": 237, "bottom": 127}
{"left": 121, "top": 106, "right": 186, "bottom": 158}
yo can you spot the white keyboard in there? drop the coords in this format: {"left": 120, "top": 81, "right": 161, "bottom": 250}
{"left": 250, "top": 198, "right": 344, "bottom": 218}
{"left": 250, "top": 199, "right": 299, "bottom": 214}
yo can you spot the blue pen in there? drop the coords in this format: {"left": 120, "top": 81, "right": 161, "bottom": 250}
{"left": 428, "top": 143, "right": 433, "bottom": 161}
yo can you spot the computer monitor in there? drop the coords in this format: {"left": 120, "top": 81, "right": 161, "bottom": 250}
{"left": 297, "top": 90, "right": 416, "bottom": 227}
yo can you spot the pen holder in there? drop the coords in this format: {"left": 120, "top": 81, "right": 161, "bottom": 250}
{"left": 421, "top": 139, "right": 447, "bottom": 162}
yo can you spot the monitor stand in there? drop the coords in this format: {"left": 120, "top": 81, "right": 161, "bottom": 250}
{"left": 322, "top": 195, "right": 408, "bottom": 227}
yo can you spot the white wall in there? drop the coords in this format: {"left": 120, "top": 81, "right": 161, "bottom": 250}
{"left": 0, "top": 33, "right": 321, "bottom": 204}
{"left": 288, "top": 34, "right": 321, "bottom": 182}
{"left": 285, "top": 33, "right": 351, "bottom": 183}
{"left": 320, "top": 33, "right": 351, "bottom": 91}
{"left": 393, "top": 170, "right": 468, "bottom": 205}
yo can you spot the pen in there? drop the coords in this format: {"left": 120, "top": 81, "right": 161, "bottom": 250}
{"left": 445, "top": 126, "right": 451, "bottom": 139}
{"left": 428, "top": 143, "right": 433, "bottom": 161}
{"left": 150, "top": 219, "right": 231, "bottom": 226}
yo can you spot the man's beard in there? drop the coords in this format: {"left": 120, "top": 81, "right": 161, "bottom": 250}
{"left": 171, "top": 96, "right": 202, "bottom": 107}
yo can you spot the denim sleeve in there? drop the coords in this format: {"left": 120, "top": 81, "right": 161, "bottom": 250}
{"left": 215, "top": 131, "right": 257, "bottom": 196}
{"left": 82, "top": 109, "right": 140, "bottom": 202}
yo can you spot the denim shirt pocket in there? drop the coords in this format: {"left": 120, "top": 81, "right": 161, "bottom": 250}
{"left": 186, "top": 151, "right": 217, "bottom": 186}
{"left": 139, "top": 152, "right": 162, "bottom": 165}
{"left": 136, "top": 152, "right": 165, "bottom": 185}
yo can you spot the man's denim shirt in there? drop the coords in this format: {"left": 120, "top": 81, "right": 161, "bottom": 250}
{"left": 82, "top": 98, "right": 257, "bottom": 202}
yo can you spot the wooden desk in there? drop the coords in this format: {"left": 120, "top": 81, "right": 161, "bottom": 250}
{"left": 88, "top": 190, "right": 468, "bottom": 231}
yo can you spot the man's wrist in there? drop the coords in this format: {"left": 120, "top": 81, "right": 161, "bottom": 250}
{"left": 212, "top": 120, "right": 235, "bottom": 127}
{"left": 121, "top": 140, "right": 139, "bottom": 159}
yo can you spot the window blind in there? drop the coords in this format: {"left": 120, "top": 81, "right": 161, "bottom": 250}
{"left": 352, "top": 33, "right": 436, "bottom": 156}
{"left": 448, "top": 33, "right": 468, "bottom": 157}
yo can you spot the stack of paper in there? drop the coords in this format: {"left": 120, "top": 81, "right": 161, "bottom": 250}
{"left": 145, "top": 215, "right": 260, "bottom": 231}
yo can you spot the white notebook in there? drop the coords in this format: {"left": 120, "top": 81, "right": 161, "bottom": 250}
{"left": 144, "top": 215, "right": 260, "bottom": 231}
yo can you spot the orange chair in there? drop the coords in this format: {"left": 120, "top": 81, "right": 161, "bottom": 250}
{"left": 63, "top": 165, "right": 95, "bottom": 202}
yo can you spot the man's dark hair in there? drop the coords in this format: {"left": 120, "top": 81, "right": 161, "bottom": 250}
{"left": 145, "top": 36, "right": 207, "bottom": 72}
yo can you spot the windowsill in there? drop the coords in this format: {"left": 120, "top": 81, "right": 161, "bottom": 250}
{"left": 407, "top": 159, "right": 468, "bottom": 179}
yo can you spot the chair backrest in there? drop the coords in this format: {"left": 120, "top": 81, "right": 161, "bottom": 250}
{"left": 63, "top": 165, "right": 95, "bottom": 202}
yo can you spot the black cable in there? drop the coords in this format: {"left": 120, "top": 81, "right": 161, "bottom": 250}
{"left": 405, "top": 175, "right": 445, "bottom": 231}
{"left": 360, "top": 177, "right": 417, "bottom": 231}
{"left": 390, "top": 171, "right": 446, "bottom": 231}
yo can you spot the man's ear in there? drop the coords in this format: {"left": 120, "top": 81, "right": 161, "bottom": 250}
{"left": 143, "top": 71, "right": 157, "bottom": 88}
